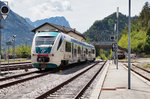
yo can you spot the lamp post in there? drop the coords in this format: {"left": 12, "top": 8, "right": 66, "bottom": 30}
{"left": 116, "top": 7, "right": 119, "bottom": 69}
{"left": 128, "top": 0, "right": 131, "bottom": 89}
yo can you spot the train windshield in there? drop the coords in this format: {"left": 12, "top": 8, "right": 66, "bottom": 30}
{"left": 35, "top": 36, "right": 56, "bottom": 46}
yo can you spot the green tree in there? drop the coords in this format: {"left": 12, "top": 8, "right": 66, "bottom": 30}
{"left": 139, "top": 2, "right": 150, "bottom": 28}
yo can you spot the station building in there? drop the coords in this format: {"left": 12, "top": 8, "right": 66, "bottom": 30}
{"left": 32, "top": 22, "right": 86, "bottom": 42}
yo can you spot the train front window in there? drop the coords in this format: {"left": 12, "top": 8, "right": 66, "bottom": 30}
{"left": 36, "top": 36, "right": 56, "bottom": 46}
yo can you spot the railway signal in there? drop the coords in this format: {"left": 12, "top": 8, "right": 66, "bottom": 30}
{"left": 0, "top": 1, "right": 9, "bottom": 74}
{"left": 1, "top": 2, "right": 9, "bottom": 20}
{"left": 110, "top": 36, "right": 115, "bottom": 41}
{"left": 112, "top": 43, "right": 117, "bottom": 64}
{"left": 112, "top": 43, "right": 117, "bottom": 52}
{"left": 6, "top": 41, "right": 12, "bottom": 74}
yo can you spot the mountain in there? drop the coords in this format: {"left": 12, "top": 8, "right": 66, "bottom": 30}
{"left": 1, "top": 10, "right": 34, "bottom": 47}
{"left": 83, "top": 12, "right": 128, "bottom": 42}
{"left": 118, "top": 2, "right": 150, "bottom": 54}
{"left": 25, "top": 16, "right": 71, "bottom": 28}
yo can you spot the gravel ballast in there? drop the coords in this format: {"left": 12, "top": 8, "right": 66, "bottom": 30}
{"left": 0, "top": 62, "right": 99, "bottom": 99}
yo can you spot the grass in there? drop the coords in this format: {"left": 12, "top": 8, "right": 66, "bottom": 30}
{"left": 1, "top": 58, "right": 31, "bottom": 63}
{"left": 143, "top": 54, "right": 150, "bottom": 58}
{"left": 143, "top": 65, "right": 150, "bottom": 69}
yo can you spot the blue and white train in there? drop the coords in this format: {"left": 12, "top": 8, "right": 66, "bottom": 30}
{"left": 31, "top": 31, "right": 96, "bottom": 70}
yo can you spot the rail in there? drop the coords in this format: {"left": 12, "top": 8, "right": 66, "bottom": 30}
{"left": 36, "top": 61, "right": 106, "bottom": 99}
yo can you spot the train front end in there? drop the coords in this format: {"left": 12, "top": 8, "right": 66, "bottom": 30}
{"left": 31, "top": 32, "right": 59, "bottom": 70}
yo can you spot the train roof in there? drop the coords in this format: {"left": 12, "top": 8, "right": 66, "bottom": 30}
{"left": 35, "top": 31, "right": 59, "bottom": 37}
{"left": 60, "top": 33, "right": 95, "bottom": 49}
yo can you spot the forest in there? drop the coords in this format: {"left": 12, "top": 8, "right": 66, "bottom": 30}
{"left": 84, "top": 2, "right": 150, "bottom": 59}
{"left": 118, "top": 2, "right": 150, "bottom": 55}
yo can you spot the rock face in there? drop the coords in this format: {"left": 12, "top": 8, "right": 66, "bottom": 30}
{"left": 1, "top": 10, "right": 34, "bottom": 46}
{"left": 25, "top": 16, "right": 71, "bottom": 28}
{"left": 1, "top": 9, "right": 71, "bottom": 47}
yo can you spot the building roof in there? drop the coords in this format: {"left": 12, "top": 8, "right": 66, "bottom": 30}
{"left": 31, "top": 22, "right": 86, "bottom": 40}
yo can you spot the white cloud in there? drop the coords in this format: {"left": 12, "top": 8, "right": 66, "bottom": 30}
{"left": 7, "top": 0, "right": 71, "bottom": 21}
{"left": 6, "top": 0, "right": 149, "bottom": 32}
{"left": 49, "top": 0, "right": 72, "bottom": 11}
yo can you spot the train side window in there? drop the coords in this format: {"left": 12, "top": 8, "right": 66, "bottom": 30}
{"left": 74, "top": 49, "right": 77, "bottom": 56}
{"left": 57, "top": 38, "right": 62, "bottom": 50}
{"left": 92, "top": 49, "right": 95, "bottom": 54}
{"left": 65, "top": 42, "right": 71, "bottom": 52}
{"left": 82, "top": 46, "right": 84, "bottom": 53}
{"left": 78, "top": 46, "right": 81, "bottom": 54}
{"left": 86, "top": 49, "right": 88, "bottom": 54}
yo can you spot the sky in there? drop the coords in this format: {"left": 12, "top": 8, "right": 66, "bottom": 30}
{"left": 6, "top": 0, "right": 149, "bottom": 33}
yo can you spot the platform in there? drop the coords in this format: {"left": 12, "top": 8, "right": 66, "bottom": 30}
{"left": 90, "top": 60, "right": 150, "bottom": 99}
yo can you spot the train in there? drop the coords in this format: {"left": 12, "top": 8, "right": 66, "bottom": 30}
{"left": 118, "top": 50, "right": 125, "bottom": 59}
{"left": 31, "top": 31, "right": 96, "bottom": 70}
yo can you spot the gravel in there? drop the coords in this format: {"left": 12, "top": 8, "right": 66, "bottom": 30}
{"left": 0, "top": 68, "right": 38, "bottom": 79}
{"left": 80, "top": 62, "right": 105, "bottom": 99}
{"left": 0, "top": 62, "right": 97, "bottom": 99}
{"left": 0, "top": 72, "right": 40, "bottom": 85}
{"left": 47, "top": 62, "right": 105, "bottom": 99}
{"left": 131, "top": 65, "right": 150, "bottom": 79}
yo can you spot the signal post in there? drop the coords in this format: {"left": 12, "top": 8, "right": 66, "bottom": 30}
{"left": 0, "top": 1, "right": 9, "bottom": 74}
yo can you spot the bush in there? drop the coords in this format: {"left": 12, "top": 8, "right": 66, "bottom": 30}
{"left": 3, "top": 45, "right": 31, "bottom": 58}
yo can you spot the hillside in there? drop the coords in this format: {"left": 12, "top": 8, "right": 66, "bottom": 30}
{"left": 25, "top": 16, "right": 71, "bottom": 28}
{"left": 83, "top": 13, "right": 128, "bottom": 42}
{"left": 118, "top": 2, "right": 150, "bottom": 54}
{"left": 1, "top": 10, "right": 34, "bottom": 46}
{"left": 1, "top": 8, "right": 71, "bottom": 47}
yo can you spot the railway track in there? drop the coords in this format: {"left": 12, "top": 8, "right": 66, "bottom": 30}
{"left": 0, "top": 69, "right": 59, "bottom": 89}
{"left": 0, "top": 70, "right": 38, "bottom": 82}
{"left": 0, "top": 62, "right": 32, "bottom": 71}
{"left": 124, "top": 64, "right": 150, "bottom": 81}
{"left": 132, "top": 64, "right": 150, "bottom": 73}
{"left": 0, "top": 61, "right": 96, "bottom": 90}
{"left": 1, "top": 62, "right": 31, "bottom": 65}
{"left": 36, "top": 61, "right": 106, "bottom": 99}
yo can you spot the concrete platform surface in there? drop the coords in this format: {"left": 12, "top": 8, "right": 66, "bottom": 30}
{"left": 99, "top": 61, "right": 150, "bottom": 99}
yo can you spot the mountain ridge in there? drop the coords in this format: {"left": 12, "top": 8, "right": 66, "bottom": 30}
{"left": 83, "top": 12, "right": 129, "bottom": 42}
{"left": 1, "top": 10, "right": 34, "bottom": 46}
{"left": 25, "top": 16, "right": 71, "bottom": 28}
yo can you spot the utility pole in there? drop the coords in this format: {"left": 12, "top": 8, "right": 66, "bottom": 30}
{"left": 128, "top": 0, "right": 131, "bottom": 89}
{"left": 0, "top": 1, "right": 1, "bottom": 74}
{"left": 116, "top": 7, "right": 119, "bottom": 69}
